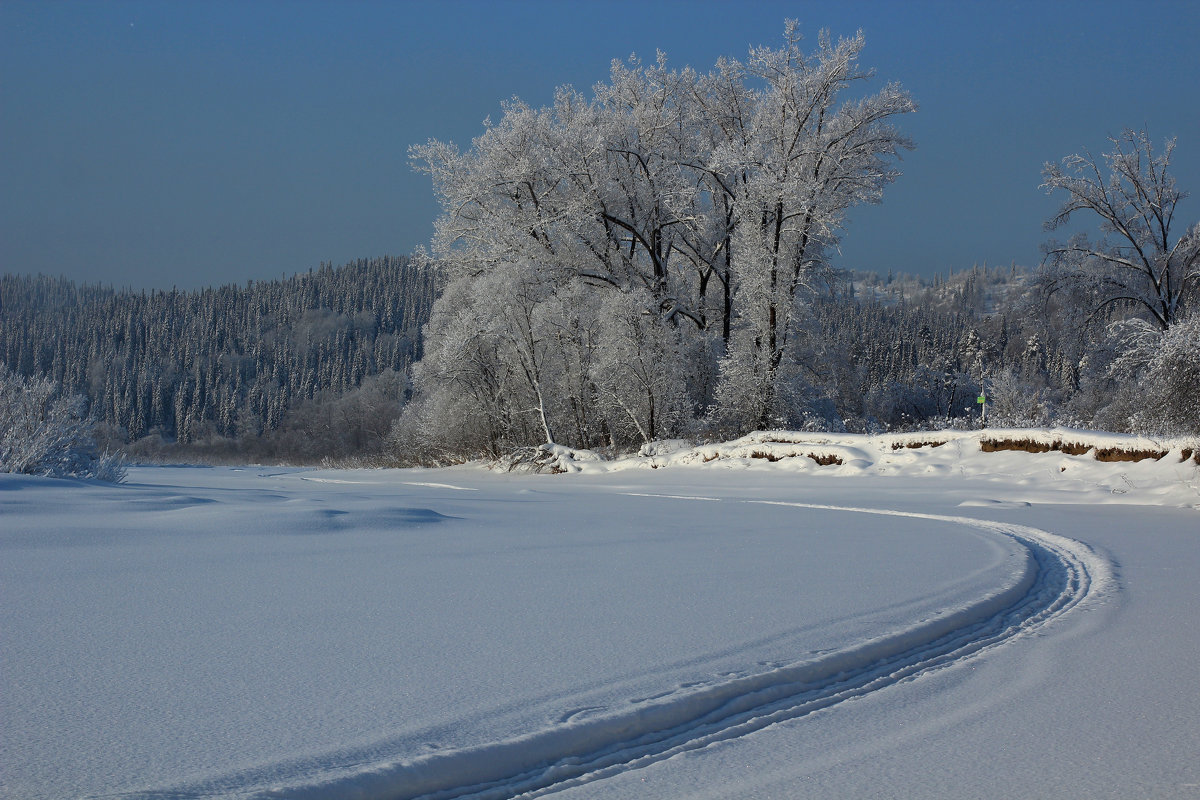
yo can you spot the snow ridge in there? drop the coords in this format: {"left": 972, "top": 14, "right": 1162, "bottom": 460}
{"left": 245, "top": 501, "right": 1111, "bottom": 800}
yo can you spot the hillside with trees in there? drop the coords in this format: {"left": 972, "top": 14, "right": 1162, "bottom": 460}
{"left": 1, "top": 256, "right": 439, "bottom": 462}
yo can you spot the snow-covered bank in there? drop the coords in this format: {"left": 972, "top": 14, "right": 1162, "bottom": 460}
{"left": 1, "top": 431, "right": 1196, "bottom": 799}
{"left": 532, "top": 428, "right": 1200, "bottom": 509}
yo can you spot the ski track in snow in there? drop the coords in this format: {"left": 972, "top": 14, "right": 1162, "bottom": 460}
{"left": 117, "top": 496, "right": 1112, "bottom": 800}
{"left": 401, "top": 481, "right": 480, "bottom": 491}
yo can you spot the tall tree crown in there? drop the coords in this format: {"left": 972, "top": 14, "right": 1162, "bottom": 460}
{"left": 1041, "top": 129, "right": 1199, "bottom": 329}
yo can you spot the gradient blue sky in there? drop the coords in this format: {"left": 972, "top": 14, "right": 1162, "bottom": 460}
{"left": 2, "top": 0, "right": 1197, "bottom": 289}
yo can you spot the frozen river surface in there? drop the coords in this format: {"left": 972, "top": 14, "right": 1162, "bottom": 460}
{"left": 2, "top": 438, "right": 1198, "bottom": 798}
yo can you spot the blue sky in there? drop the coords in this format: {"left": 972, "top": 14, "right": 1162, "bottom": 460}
{"left": 2, "top": 0, "right": 1197, "bottom": 289}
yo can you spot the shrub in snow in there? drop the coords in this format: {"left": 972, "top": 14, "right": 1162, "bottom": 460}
{"left": 1133, "top": 317, "right": 1200, "bottom": 435}
{"left": 985, "top": 368, "right": 1054, "bottom": 428}
{"left": 497, "top": 443, "right": 605, "bottom": 474}
{"left": 0, "top": 369, "right": 126, "bottom": 482}
{"left": 1106, "top": 317, "right": 1200, "bottom": 435}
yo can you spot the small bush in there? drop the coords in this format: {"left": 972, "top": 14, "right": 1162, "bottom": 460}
{"left": 980, "top": 437, "right": 1053, "bottom": 454}
{"left": 1093, "top": 446, "right": 1167, "bottom": 463}
{"left": 748, "top": 449, "right": 842, "bottom": 465}
{"left": 0, "top": 369, "right": 126, "bottom": 482}
{"left": 891, "top": 440, "right": 948, "bottom": 450}
{"left": 979, "top": 437, "right": 1093, "bottom": 456}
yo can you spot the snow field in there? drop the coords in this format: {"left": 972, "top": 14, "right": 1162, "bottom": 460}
{"left": 4, "top": 465, "right": 1037, "bottom": 800}
{"left": 264, "top": 500, "right": 1107, "bottom": 800}
{"left": 2, "top": 429, "right": 1195, "bottom": 798}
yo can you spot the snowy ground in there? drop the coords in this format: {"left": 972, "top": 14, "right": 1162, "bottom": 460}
{"left": 2, "top": 430, "right": 1198, "bottom": 799}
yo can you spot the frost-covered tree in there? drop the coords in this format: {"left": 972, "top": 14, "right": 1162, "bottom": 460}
{"left": 405, "top": 22, "right": 914, "bottom": 453}
{"left": 1136, "top": 317, "right": 1200, "bottom": 434}
{"left": 708, "top": 24, "right": 915, "bottom": 428}
{"left": 1041, "top": 129, "right": 1199, "bottom": 330}
{"left": 1102, "top": 317, "right": 1200, "bottom": 435}
{"left": 985, "top": 367, "right": 1053, "bottom": 427}
{"left": 0, "top": 369, "right": 125, "bottom": 481}
{"left": 0, "top": 258, "right": 437, "bottom": 461}
{"left": 590, "top": 288, "right": 693, "bottom": 446}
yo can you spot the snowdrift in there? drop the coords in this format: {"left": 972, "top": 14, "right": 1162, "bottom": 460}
{"left": 519, "top": 429, "right": 1200, "bottom": 508}
{"left": 3, "top": 427, "right": 1196, "bottom": 800}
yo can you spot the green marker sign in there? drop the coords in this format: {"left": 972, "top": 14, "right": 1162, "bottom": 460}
{"left": 977, "top": 395, "right": 986, "bottom": 404}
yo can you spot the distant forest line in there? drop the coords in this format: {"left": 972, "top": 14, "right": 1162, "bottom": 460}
{"left": 6, "top": 255, "right": 1189, "bottom": 466}
{"left": 1, "top": 256, "right": 439, "bottom": 462}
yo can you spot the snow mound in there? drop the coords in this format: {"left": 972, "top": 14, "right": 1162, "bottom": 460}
{"left": 534, "top": 428, "right": 1200, "bottom": 507}
{"left": 496, "top": 443, "right": 606, "bottom": 474}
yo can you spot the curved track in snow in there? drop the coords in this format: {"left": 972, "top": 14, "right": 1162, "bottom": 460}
{"left": 248, "top": 498, "right": 1111, "bottom": 800}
